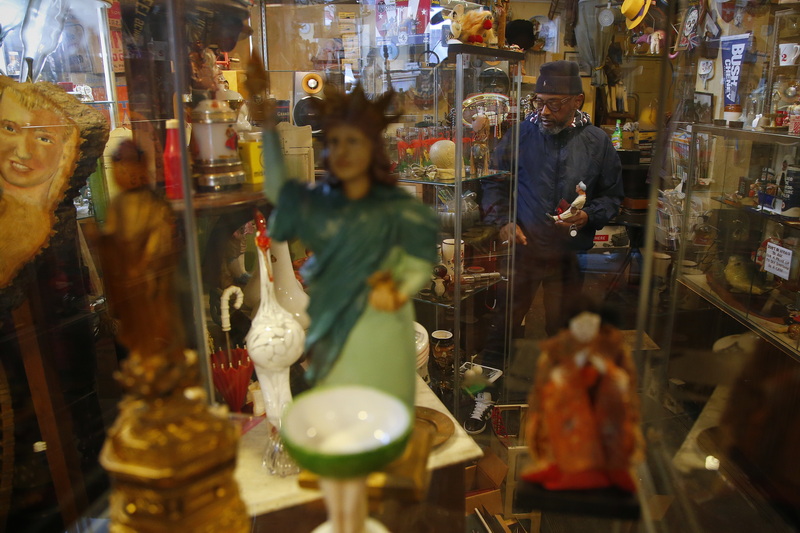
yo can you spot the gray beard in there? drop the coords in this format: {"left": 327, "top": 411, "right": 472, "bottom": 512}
{"left": 539, "top": 121, "right": 567, "bottom": 135}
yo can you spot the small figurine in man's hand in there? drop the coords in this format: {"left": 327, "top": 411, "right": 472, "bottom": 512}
{"left": 550, "top": 181, "right": 587, "bottom": 222}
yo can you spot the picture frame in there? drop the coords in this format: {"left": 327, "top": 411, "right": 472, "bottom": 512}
{"left": 677, "top": 5, "right": 700, "bottom": 51}
{"left": 704, "top": 9, "right": 722, "bottom": 39}
{"left": 563, "top": 51, "right": 591, "bottom": 77}
{"left": 693, "top": 91, "right": 714, "bottom": 123}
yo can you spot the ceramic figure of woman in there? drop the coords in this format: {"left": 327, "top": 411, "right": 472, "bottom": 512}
{"left": 259, "top": 81, "right": 438, "bottom": 408}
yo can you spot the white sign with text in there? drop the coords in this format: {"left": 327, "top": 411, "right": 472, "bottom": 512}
{"left": 765, "top": 242, "right": 792, "bottom": 280}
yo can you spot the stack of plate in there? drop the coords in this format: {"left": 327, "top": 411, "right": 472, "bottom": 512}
{"left": 413, "top": 322, "right": 430, "bottom": 382}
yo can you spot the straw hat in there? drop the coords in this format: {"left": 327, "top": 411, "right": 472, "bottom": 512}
{"left": 621, "top": 0, "right": 651, "bottom": 29}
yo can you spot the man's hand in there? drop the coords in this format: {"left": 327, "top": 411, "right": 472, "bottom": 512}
{"left": 554, "top": 210, "right": 588, "bottom": 233}
{"left": 500, "top": 222, "right": 528, "bottom": 245}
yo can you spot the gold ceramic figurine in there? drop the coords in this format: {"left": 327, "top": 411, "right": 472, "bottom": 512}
{"left": 97, "top": 145, "right": 249, "bottom": 532}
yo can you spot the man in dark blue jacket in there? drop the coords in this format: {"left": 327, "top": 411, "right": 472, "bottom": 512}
{"left": 481, "top": 59, "right": 623, "bottom": 367}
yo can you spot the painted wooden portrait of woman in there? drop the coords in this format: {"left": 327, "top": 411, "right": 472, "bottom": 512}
{"left": 0, "top": 76, "right": 108, "bottom": 297}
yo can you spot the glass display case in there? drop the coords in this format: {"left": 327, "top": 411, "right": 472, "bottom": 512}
{"left": 397, "top": 43, "right": 523, "bottom": 418}
{"left": 109, "top": 1, "right": 521, "bottom": 530}
{"left": 654, "top": 121, "right": 800, "bottom": 532}
{"left": 0, "top": 0, "right": 526, "bottom": 530}
{"left": 678, "top": 125, "right": 800, "bottom": 354}
{"left": 0, "top": 1, "right": 121, "bottom": 531}
{"left": 18, "top": 0, "right": 800, "bottom": 530}
{"left": 767, "top": 9, "right": 800, "bottom": 120}
{"left": 628, "top": 1, "right": 800, "bottom": 530}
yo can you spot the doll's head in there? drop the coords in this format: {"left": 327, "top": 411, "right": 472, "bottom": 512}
{"left": 312, "top": 84, "right": 402, "bottom": 186}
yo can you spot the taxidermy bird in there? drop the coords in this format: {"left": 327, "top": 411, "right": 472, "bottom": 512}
{"left": 724, "top": 255, "right": 769, "bottom": 295}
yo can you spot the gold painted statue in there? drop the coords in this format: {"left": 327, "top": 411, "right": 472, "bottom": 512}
{"left": 97, "top": 144, "right": 249, "bottom": 532}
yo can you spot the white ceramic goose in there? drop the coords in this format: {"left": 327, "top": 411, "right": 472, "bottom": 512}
{"left": 245, "top": 211, "right": 306, "bottom": 432}
{"left": 244, "top": 238, "right": 310, "bottom": 329}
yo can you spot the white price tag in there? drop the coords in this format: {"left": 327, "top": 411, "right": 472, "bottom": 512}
{"left": 764, "top": 241, "right": 792, "bottom": 280}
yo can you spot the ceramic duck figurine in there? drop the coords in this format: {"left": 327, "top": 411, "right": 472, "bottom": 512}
{"left": 245, "top": 211, "right": 305, "bottom": 429}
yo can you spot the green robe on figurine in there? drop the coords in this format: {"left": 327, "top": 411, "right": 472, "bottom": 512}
{"left": 255, "top": 77, "right": 439, "bottom": 533}
{"left": 263, "top": 82, "right": 438, "bottom": 408}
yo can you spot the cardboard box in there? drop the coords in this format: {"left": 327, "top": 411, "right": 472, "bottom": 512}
{"left": 238, "top": 140, "right": 264, "bottom": 184}
{"left": 621, "top": 132, "right": 636, "bottom": 150}
{"left": 465, "top": 488, "right": 503, "bottom": 516}
{"left": 475, "top": 448, "right": 508, "bottom": 489}
{"left": 465, "top": 448, "right": 509, "bottom": 492}
{"left": 465, "top": 448, "right": 509, "bottom": 515}
{"left": 464, "top": 464, "right": 477, "bottom": 492}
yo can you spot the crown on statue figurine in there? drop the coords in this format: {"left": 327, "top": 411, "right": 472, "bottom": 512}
{"left": 311, "top": 84, "right": 402, "bottom": 138}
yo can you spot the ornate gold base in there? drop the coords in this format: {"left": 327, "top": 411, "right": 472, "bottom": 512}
{"left": 108, "top": 472, "right": 249, "bottom": 532}
{"left": 102, "top": 388, "right": 250, "bottom": 533}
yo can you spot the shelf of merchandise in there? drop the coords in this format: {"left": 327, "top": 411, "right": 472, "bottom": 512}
{"left": 767, "top": 8, "right": 800, "bottom": 114}
{"left": 402, "top": 44, "right": 522, "bottom": 416}
{"left": 677, "top": 125, "right": 800, "bottom": 361}
{"left": 687, "top": 123, "right": 800, "bottom": 143}
{"left": 169, "top": 184, "right": 268, "bottom": 213}
{"left": 414, "top": 277, "right": 504, "bottom": 307}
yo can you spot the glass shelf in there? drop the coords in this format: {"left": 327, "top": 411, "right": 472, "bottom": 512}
{"left": 414, "top": 277, "right": 503, "bottom": 307}
{"left": 711, "top": 196, "right": 800, "bottom": 221}
{"left": 688, "top": 123, "right": 800, "bottom": 144}
{"left": 445, "top": 43, "right": 525, "bottom": 62}
{"left": 678, "top": 274, "right": 800, "bottom": 362}
{"left": 397, "top": 170, "right": 511, "bottom": 186}
{"left": 169, "top": 184, "right": 268, "bottom": 213}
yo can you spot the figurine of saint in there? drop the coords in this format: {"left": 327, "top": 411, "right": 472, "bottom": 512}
{"left": 523, "top": 311, "right": 643, "bottom": 492}
{"left": 0, "top": 78, "right": 81, "bottom": 288}
{"left": 260, "top": 83, "right": 438, "bottom": 406}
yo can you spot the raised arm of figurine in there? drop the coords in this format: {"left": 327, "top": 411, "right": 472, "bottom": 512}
{"left": 245, "top": 55, "right": 287, "bottom": 204}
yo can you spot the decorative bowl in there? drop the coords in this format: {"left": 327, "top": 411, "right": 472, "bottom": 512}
{"left": 438, "top": 209, "right": 480, "bottom": 232}
{"left": 281, "top": 385, "right": 412, "bottom": 479}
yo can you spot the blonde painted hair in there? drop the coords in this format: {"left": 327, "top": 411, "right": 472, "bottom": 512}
{"left": 0, "top": 78, "right": 81, "bottom": 210}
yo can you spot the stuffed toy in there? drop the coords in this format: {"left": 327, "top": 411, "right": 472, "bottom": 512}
{"left": 454, "top": 8, "right": 497, "bottom": 45}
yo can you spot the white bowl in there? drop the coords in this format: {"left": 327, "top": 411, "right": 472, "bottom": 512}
{"left": 281, "top": 385, "right": 412, "bottom": 478}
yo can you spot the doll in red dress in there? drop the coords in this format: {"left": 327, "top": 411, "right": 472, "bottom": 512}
{"left": 522, "top": 311, "right": 644, "bottom": 492}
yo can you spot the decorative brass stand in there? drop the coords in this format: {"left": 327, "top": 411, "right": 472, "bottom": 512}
{"left": 97, "top": 174, "right": 249, "bottom": 532}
